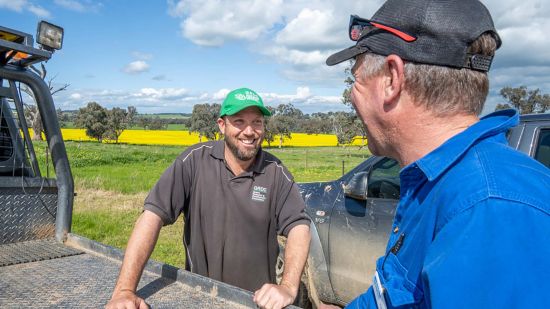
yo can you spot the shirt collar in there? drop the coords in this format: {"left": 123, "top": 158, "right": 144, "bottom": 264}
{"left": 211, "top": 139, "right": 266, "bottom": 175}
{"left": 211, "top": 140, "right": 225, "bottom": 160}
{"left": 413, "top": 109, "right": 519, "bottom": 181}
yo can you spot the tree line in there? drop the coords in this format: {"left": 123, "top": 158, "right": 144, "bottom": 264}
{"left": 67, "top": 101, "right": 367, "bottom": 146}
{"left": 62, "top": 83, "right": 549, "bottom": 145}
{"left": 187, "top": 102, "right": 366, "bottom": 147}
{"left": 495, "top": 86, "right": 550, "bottom": 114}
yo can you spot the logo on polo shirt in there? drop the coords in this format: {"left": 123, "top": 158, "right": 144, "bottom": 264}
{"left": 252, "top": 185, "right": 268, "bottom": 202}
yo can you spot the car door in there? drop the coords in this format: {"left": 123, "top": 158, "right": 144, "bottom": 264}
{"left": 533, "top": 128, "right": 550, "bottom": 168}
{"left": 327, "top": 157, "right": 400, "bottom": 303}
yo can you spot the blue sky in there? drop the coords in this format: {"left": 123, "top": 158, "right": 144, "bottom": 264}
{"left": 1, "top": 0, "right": 549, "bottom": 115}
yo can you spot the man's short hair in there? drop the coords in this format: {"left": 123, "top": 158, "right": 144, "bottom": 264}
{"left": 359, "top": 33, "right": 498, "bottom": 116}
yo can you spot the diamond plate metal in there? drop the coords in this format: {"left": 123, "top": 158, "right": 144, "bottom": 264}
{"left": 0, "top": 253, "right": 251, "bottom": 308}
{"left": 0, "top": 186, "right": 57, "bottom": 245}
{"left": 0, "top": 238, "right": 82, "bottom": 266}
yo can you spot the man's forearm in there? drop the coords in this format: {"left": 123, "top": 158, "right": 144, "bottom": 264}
{"left": 112, "top": 210, "right": 163, "bottom": 294}
{"left": 281, "top": 224, "right": 311, "bottom": 296}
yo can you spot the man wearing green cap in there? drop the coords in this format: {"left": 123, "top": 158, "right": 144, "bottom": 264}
{"left": 107, "top": 88, "right": 311, "bottom": 309}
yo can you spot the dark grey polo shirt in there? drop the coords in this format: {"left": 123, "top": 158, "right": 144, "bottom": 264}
{"left": 144, "top": 140, "right": 310, "bottom": 292}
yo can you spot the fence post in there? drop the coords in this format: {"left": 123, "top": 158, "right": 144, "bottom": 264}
{"left": 342, "top": 160, "right": 345, "bottom": 176}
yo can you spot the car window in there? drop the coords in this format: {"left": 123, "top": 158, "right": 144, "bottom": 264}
{"left": 367, "top": 158, "right": 400, "bottom": 199}
{"left": 534, "top": 128, "right": 550, "bottom": 169}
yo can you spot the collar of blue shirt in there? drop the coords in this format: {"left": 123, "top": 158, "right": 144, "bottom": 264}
{"left": 413, "top": 109, "right": 519, "bottom": 181}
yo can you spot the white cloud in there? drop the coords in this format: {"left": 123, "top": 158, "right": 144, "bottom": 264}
{"left": 69, "top": 93, "right": 82, "bottom": 100}
{"left": 166, "top": 0, "right": 550, "bottom": 98}
{"left": 133, "top": 88, "right": 190, "bottom": 101}
{"left": 28, "top": 4, "right": 51, "bottom": 17}
{"left": 123, "top": 61, "right": 150, "bottom": 74}
{"left": 260, "top": 87, "right": 342, "bottom": 113}
{"left": 274, "top": 8, "right": 343, "bottom": 51}
{"left": 213, "top": 89, "right": 230, "bottom": 100}
{"left": 54, "top": 0, "right": 102, "bottom": 13}
{"left": 0, "top": 0, "right": 51, "bottom": 17}
{"left": 199, "top": 92, "right": 209, "bottom": 100}
{"left": 0, "top": 0, "right": 26, "bottom": 11}
{"left": 486, "top": 0, "right": 550, "bottom": 29}
{"left": 296, "top": 86, "right": 312, "bottom": 99}
{"left": 166, "top": 0, "right": 383, "bottom": 83}
{"left": 169, "top": 0, "right": 284, "bottom": 46}
{"left": 54, "top": 0, "right": 84, "bottom": 12}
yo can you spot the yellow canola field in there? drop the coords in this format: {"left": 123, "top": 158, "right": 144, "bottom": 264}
{"left": 60, "top": 129, "right": 367, "bottom": 147}
{"left": 60, "top": 129, "right": 96, "bottom": 142}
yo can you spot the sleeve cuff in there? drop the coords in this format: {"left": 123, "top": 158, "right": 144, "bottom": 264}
{"left": 281, "top": 218, "right": 311, "bottom": 237}
{"left": 144, "top": 204, "right": 173, "bottom": 226}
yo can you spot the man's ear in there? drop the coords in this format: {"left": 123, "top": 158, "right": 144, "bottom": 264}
{"left": 383, "top": 55, "right": 405, "bottom": 103}
{"left": 217, "top": 117, "right": 226, "bottom": 135}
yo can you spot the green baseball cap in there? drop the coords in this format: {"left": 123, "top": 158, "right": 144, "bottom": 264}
{"left": 219, "top": 88, "right": 271, "bottom": 117}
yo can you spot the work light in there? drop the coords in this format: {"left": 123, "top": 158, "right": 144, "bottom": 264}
{"left": 36, "top": 21, "right": 63, "bottom": 51}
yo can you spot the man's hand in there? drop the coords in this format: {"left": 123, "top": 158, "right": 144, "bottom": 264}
{"left": 253, "top": 283, "right": 296, "bottom": 309}
{"left": 105, "top": 290, "right": 149, "bottom": 309}
{"left": 107, "top": 211, "right": 162, "bottom": 309}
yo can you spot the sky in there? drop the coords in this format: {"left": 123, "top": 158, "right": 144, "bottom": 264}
{"left": 1, "top": 0, "right": 549, "bottom": 115}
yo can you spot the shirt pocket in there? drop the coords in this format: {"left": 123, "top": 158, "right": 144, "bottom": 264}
{"left": 378, "top": 253, "right": 423, "bottom": 307}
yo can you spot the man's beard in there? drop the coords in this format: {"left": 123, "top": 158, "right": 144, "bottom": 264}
{"left": 225, "top": 135, "right": 262, "bottom": 161}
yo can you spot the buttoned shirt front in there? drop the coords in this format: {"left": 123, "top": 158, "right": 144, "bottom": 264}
{"left": 347, "top": 109, "right": 550, "bottom": 308}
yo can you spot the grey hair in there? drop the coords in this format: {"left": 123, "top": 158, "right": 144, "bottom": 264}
{"left": 359, "top": 33, "right": 498, "bottom": 116}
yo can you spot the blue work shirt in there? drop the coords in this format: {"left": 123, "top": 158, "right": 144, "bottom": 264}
{"left": 346, "top": 109, "right": 550, "bottom": 308}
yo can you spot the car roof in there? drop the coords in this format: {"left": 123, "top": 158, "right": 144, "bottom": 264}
{"left": 520, "top": 113, "right": 550, "bottom": 122}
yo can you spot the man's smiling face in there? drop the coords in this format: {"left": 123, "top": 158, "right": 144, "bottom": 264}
{"left": 218, "top": 106, "right": 265, "bottom": 162}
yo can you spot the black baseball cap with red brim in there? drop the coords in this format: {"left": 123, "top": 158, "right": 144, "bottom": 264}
{"left": 326, "top": 0, "right": 502, "bottom": 72}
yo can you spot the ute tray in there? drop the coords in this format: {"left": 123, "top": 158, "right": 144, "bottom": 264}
{"left": 0, "top": 234, "right": 299, "bottom": 309}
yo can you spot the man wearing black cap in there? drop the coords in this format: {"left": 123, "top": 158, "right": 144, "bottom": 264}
{"left": 325, "top": 0, "right": 550, "bottom": 308}
{"left": 107, "top": 88, "right": 311, "bottom": 309}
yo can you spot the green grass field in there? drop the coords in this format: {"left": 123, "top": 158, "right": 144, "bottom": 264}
{"left": 34, "top": 141, "right": 370, "bottom": 268}
{"left": 165, "top": 123, "right": 187, "bottom": 130}
{"left": 141, "top": 113, "right": 189, "bottom": 119}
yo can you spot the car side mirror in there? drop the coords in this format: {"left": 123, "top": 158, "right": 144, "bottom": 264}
{"left": 344, "top": 171, "right": 369, "bottom": 200}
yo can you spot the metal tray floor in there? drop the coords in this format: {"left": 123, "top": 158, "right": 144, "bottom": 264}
{"left": 0, "top": 238, "right": 83, "bottom": 266}
{"left": 0, "top": 252, "right": 248, "bottom": 308}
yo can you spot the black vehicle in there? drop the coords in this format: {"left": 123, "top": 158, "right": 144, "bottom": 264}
{"left": 296, "top": 113, "right": 550, "bottom": 307}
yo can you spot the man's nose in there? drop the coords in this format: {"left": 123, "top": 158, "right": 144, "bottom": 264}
{"left": 242, "top": 124, "right": 255, "bottom": 135}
